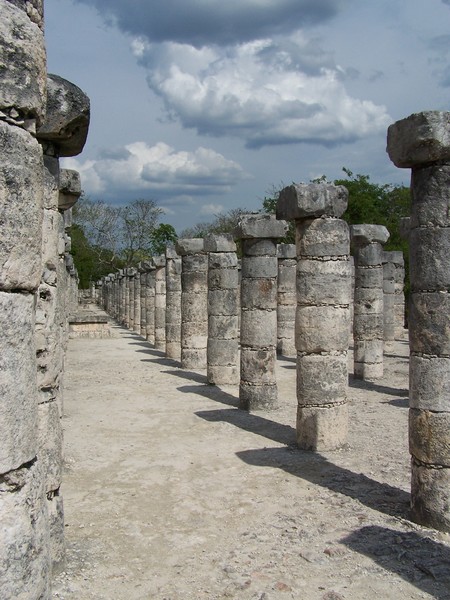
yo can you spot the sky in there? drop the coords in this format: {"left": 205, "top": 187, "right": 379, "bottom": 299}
{"left": 44, "top": 0, "right": 450, "bottom": 233}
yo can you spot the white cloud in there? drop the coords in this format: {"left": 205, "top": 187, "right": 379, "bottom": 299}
{"left": 62, "top": 142, "right": 250, "bottom": 200}
{"left": 139, "top": 38, "right": 390, "bottom": 148}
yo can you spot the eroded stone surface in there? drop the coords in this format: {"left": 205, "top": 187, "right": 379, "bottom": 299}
{"left": 387, "top": 111, "right": 450, "bottom": 168}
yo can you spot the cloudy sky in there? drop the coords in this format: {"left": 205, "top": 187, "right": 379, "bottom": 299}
{"left": 45, "top": 0, "right": 450, "bottom": 232}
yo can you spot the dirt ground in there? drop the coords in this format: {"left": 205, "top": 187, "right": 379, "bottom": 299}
{"left": 52, "top": 314, "right": 450, "bottom": 600}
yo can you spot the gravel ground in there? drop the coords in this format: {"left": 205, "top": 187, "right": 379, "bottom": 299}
{"left": 52, "top": 318, "right": 450, "bottom": 600}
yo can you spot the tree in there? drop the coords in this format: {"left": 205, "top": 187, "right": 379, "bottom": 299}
{"left": 71, "top": 195, "right": 173, "bottom": 287}
{"left": 121, "top": 199, "right": 164, "bottom": 265}
{"left": 180, "top": 207, "right": 249, "bottom": 238}
{"left": 150, "top": 223, "right": 178, "bottom": 255}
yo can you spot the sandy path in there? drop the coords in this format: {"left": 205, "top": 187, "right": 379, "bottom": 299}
{"left": 52, "top": 318, "right": 450, "bottom": 600}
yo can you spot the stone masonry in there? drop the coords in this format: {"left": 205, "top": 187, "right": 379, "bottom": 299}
{"left": 205, "top": 234, "right": 239, "bottom": 385}
{"left": 0, "top": 1, "right": 90, "bottom": 596}
{"left": 276, "top": 243, "right": 297, "bottom": 357}
{"left": 176, "top": 238, "right": 208, "bottom": 370}
{"left": 234, "top": 214, "right": 288, "bottom": 411}
{"left": 351, "top": 224, "right": 390, "bottom": 380}
{"left": 165, "top": 246, "right": 182, "bottom": 361}
{"left": 387, "top": 111, "right": 450, "bottom": 532}
{"left": 153, "top": 255, "right": 167, "bottom": 351}
{"left": 277, "top": 183, "right": 351, "bottom": 450}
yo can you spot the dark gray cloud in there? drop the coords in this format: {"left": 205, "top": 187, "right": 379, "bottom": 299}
{"left": 75, "top": 0, "right": 347, "bottom": 47}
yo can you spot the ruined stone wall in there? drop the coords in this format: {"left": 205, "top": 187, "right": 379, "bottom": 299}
{"left": 0, "top": 2, "right": 90, "bottom": 595}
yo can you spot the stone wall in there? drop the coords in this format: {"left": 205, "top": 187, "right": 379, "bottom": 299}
{"left": 0, "top": 1, "right": 90, "bottom": 596}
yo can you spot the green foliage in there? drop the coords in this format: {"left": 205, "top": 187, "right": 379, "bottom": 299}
{"left": 150, "top": 223, "right": 178, "bottom": 255}
{"left": 69, "top": 223, "right": 124, "bottom": 289}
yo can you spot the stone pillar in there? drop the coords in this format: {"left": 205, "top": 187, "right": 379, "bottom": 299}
{"left": 387, "top": 110, "right": 450, "bottom": 532}
{"left": 128, "top": 268, "right": 136, "bottom": 331}
{"left": 351, "top": 225, "right": 390, "bottom": 380}
{"left": 393, "top": 251, "right": 406, "bottom": 336}
{"left": 205, "top": 234, "right": 239, "bottom": 385}
{"left": 382, "top": 250, "right": 404, "bottom": 342}
{"left": 133, "top": 268, "right": 141, "bottom": 334}
{"left": 277, "top": 183, "right": 351, "bottom": 450}
{"left": 1, "top": 2, "right": 49, "bottom": 595}
{"left": 176, "top": 238, "right": 208, "bottom": 370}
{"left": 154, "top": 255, "right": 167, "bottom": 351}
{"left": 145, "top": 263, "right": 156, "bottom": 344}
{"left": 277, "top": 243, "right": 296, "bottom": 357}
{"left": 234, "top": 214, "right": 288, "bottom": 410}
{"left": 165, "top": 246, "right": 182, "bottom": 361}
{"left": 139, "top": 264, "right": 147, "bottom": 337}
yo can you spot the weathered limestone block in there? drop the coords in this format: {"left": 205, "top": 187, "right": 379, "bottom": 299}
{"left": 58, "top": 169, "right": 81, "bottom": 210}
{"left": 296, "top": 218, "right": 349, "bottom": 257}
{"left": 411, "top": 165, "right": 450, "bottom": 227}
{"left": 0, "top": 122, "right": 44, "bottom": 290}
{"left": 387, "top": 111, "right": 450, "bottom": 168}
{"left": 0, "top": 460, "right": 51, "bottom": 599}
{"left": 234, "top": 214, "right": 287, "bottom": 410}
{"left": 206, "top": 234, "right": 239, "bottom": 384}
{"left": 387, "top": 110, "right": 450, "bottom": 533}
{"left": 37, "top": 74, "right": 90, "bottom": 157}
{"left": 0, "top": 0, "right": 46, "bottom": 128}
{"left": 409, "top": 409, "right": 450, "bottom": 467}
{"left": 5, "top": 0, "right": 44, "bottom": 29}
{"left": 47, "top": 493, "right": 65, "bottom": 571}
{"left": 37, "top": 401, "right": 63, "bottom": 493}
{"left": 176, "top": 238, "right": 208, "bottom": 369}
{"left": 296, "top": 404, "right": 348, "bottom": 451}
{"left": 0, "top": 291, "right": 37, "bottom": 473}
{"left": 409, "top": 355, "right": 450, "bottom": 412}
{"left": 297, "top": 353, "right": 348, "bottom": 405}
{"left": 296, "top": 305, "right": 350, "bottom": 353}
{"left": 277, "top": 183, "right": 348, "bottom": 220}
{"left": 409, "top": 292, "right": 450, "bottom": 355}
{"left": 278, "top": 182, "right": 350, "bottom": 451}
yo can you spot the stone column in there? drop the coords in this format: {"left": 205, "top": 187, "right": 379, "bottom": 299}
{"left": 277, "top": 243, "right": 296, "bottom": 357}
{"left": 1, "top": 2, "right": 49, "bottom": 595}
{"left": 393, "top": 251, "right": 406, "bottom": 336}
{"left": 234, "top": 214, "right": 288, "bottom": 411}
{"left": 128, "top": 268, "right": 136, "bottom": 331}
{"left": 351, "top": 225, "right": 390, "bottom": 380}
{"left": 205, "top": 234, "right": 239, "bottom": 385}
{"left": 176, "top": 238, "right": 208, "bottom": 370}
{"left": 382, "top": 250, "right": 404, "bottom": 342}
{"left": 133, "top": 268, "right": 141, "bottom": 334}
{"left": 145, "top": 263, "right": 156, "bottom": 344}
{"left": 165, "top": 246, "right": 182, "bottom": 361}
{"left": 387, "top": 110, "right": 450, "bottom": 532}
{"left": 139, "top": 264, "right": 147, "bottom": 337}
{"left": 154, "top": 255, "right": 167, "bottom": 351}
{"left": 277, "top": 183, "right": 351, "bottom": 450}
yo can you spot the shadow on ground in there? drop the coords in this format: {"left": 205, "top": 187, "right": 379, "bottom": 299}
{"left": 342, "top": 525, "right": 450, "bottom": 599}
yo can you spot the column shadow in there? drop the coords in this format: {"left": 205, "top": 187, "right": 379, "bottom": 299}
{"left": 235, "top": 445, "right": 410, "bottom": 519}
{"left": 177, "top": 385, "right": 239, "bottom": 408}
{"left": 342, "top": 526, "right": 450, "bottom": 599}
{"left": 194, "top": 407, "right": 409, "bottom": 519}
{"left": 349, "top": 375, "right": 409, "bottom": 398}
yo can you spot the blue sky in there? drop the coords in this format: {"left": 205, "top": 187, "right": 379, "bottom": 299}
{"left": 45, "top": 0, "right": 450, "bottom": 232}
